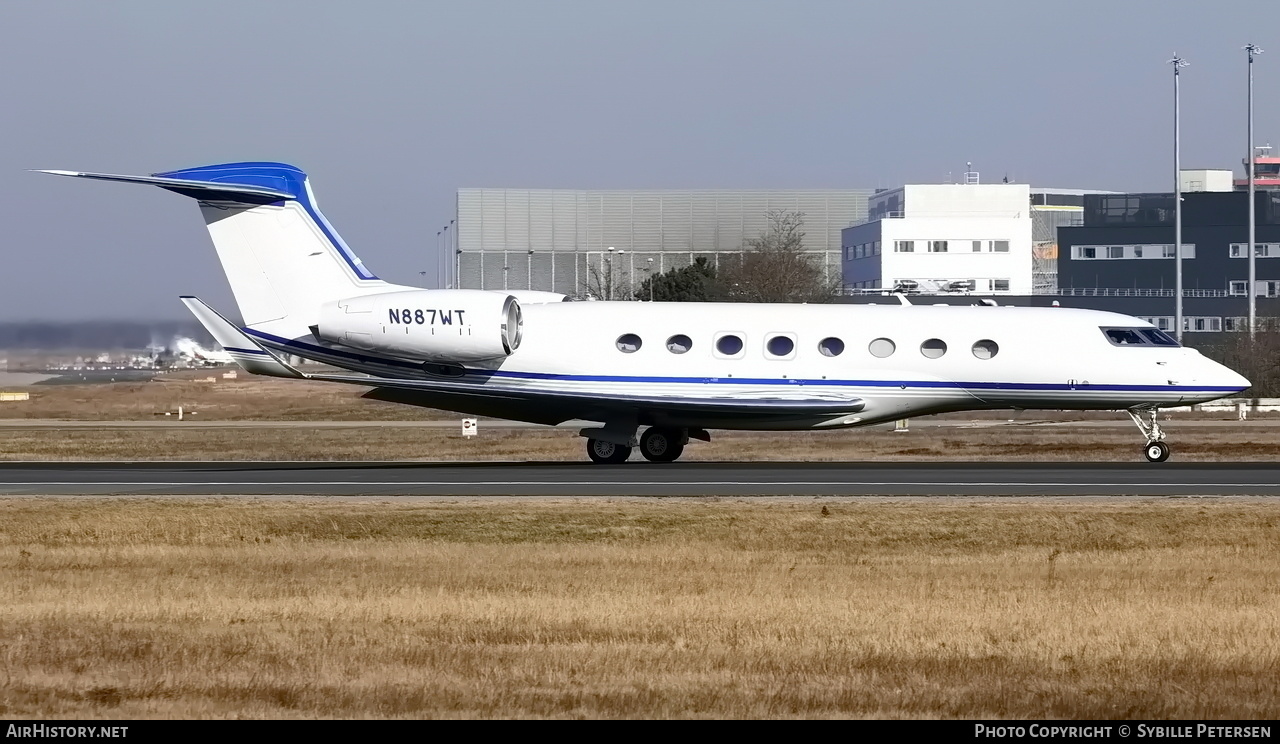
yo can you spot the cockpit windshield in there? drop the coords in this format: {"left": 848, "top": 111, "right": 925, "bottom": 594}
{"left": 1101, "top": 327, "right": 1180, "bottom": 347}
{"left": 1139, "top": 329, "right": 1179, "bottom": 346}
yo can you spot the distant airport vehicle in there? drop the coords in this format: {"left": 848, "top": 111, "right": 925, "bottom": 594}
{"left": 40, "top": 162, "right": 1249, "bottom": 463}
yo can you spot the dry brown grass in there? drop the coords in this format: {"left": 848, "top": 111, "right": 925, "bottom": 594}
{"left": 0, "top": 371, "right": 441, "bottom": 421}
{"left": 1, "top": 498, "right": 1278, "bottom": 719}
{"left": 3, "top": 424, "right": 1280, "bottom": 461}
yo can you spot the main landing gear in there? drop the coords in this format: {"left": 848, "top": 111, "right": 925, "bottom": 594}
{"left": 586, "top": 438, "right": 632, "bottom": 464}
{"left": 639, "top": 427, "right": 685, "bottom": 463}
{"left": 584, "top": 426, "right": 702, "bottom": 464}
{"left": 1128, "top": 407, "right": 1171, "bottom": 462}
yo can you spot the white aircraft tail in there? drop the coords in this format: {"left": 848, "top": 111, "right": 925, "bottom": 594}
{"left": 38, "top": 162, "right": 408, "bottom": 340}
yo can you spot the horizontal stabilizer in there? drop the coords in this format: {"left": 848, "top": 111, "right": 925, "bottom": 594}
{"left": 180, "top": 297, "right": 304, "bottom": 378}
{"left": 36, "top": 169, "right": 295, "bottom": 205}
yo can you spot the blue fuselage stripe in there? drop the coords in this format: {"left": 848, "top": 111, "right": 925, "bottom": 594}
{"left": 242, "top": 328, "right": 1242, "bottom": 396}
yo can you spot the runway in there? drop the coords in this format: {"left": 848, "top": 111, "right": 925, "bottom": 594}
{"left": 1, "top": 461, "right": 1279, "bottom": 497}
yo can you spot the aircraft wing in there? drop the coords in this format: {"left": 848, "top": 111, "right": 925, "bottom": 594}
{"left": 314, "top": 372, "right": 865, "bottom": 427}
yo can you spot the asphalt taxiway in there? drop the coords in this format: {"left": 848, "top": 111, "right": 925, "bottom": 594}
{"left": 1, "top": 461, "right": 1278, "bottom": 497}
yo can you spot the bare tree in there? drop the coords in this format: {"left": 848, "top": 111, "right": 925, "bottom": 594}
{"left": 1201, "top": 330, "right": 1280, "bottom": 397}
{"left": 720, "top": 210, "right": 838, "bottom": 303}
{"left": 579, "top": 257, "right": 621, "bottom": 301}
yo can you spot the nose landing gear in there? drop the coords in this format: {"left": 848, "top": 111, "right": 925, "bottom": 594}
{"left": 1128, "top": 408, "right": 1171, "bottom": 462}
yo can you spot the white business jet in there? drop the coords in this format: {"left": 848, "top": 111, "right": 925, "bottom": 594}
{"left": 39, "top": 162, "right": 1250, "bottom": 463}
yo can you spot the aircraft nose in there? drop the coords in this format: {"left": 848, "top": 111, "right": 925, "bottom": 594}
{"left": 1212, "top": 361, "right": 1251, "bottom": 394}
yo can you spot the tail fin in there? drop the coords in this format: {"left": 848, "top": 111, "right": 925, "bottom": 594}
{"left": 38, "top": 162, "right": 408, "bottom": 340}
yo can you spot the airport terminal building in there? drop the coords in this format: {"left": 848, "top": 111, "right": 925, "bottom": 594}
{"left": 1056, "top": 188, "right": 1280, "bottom": 333}
{"left": 453, "top": 188, "right": 873, "bottom": 297}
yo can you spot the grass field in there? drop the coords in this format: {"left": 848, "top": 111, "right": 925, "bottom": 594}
{"left": 1, "top": 497, "right": 1278, "bottom": 719}
{"left": 0, "top": 372, "right": 439, "bottom": 421}
{"left": 2, "top": 422, "right": 1280, "bottom": 461}
{"left": 3, "top": 368, "right": 1276, "bottom": 462}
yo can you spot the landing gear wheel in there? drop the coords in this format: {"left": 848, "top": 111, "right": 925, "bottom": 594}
{"left": 640, "top": 427, "right": 685, "bottom": 463}
{"left": 1144, "top": 441, "right": 1171, "bottom": 463}
{"left": 587, "top": 438, "right": 632, "bottom": 464}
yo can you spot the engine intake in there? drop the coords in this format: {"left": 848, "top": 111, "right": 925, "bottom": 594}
{"left": 317, "top": 289, "right": 522, "bottom": 362}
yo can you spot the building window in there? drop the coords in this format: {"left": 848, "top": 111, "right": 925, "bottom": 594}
{"left": 1260, "top": 281, "right": 1280, "bottom": 298}
{"left": 972, "top": 241, "right": 983, "bottom": 252}
{"left": 1182, "top": 317, "right": 1223, "bottom": 332}
{"left": 895, "top": 240, "right": 915, "bottom": 253}
{"left": 992, "top": 240, "right": 1009, "bottom": 252}
{"left": 1075, "top": 244, "right": 1194, "bottom": 260}
{"left": 992, "top": 279, "right": 1010, "bottom": 292}
{"left": 1230, "top": 281, "right": 1248, "bottom": 296}
{"left": 929, "top": 240, "right": 948, "bottom": 253}
{"left": 1230, "top": 243, "right": 1280, "bottom": 258}
{"left": 873, "top": 241, "right": 881, "bottom": 255}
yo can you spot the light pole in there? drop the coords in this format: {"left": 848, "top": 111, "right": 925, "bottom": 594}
{"left": 442, "top": 222, "right": 452, "bottom": 289}
{"left": 605, "top": 247, "right": 615, "bottom": 300}
{"left": 646, "top": 258, "right": 655, "bottom": 301}
{"left": 436, "top": 230, "right": 443, "bottom": 288}
{"left": 619, "top": 250, "right": 631, "bottom": 300}
{"left": 1247, "top": 44, "right": 1263, "bottom": 339}
{"left": 527, "top": 249, "right": 534, "bottom": 291}
{"left": 1170, "top": 54, "right": 1188, "bottom": 342}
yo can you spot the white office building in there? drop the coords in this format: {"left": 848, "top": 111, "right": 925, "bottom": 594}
{"left": 841, "top": 183, "right": 1034, "bottom": 294}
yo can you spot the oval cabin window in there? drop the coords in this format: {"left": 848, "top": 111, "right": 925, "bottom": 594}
{"left": 920, "top": 338, "right": 947, "bottom": 359}
{"left": 971, "top": 340, "right": 999, "bottom": 360}
{"left": 666, "top": 334, "right": 692, "bottom": 354}
{"left": 616, "top": 334, "right": 642, "bottom": 353}
{"left": 716, "top": 334, "right": 744, "bottom": 356}
{"left": 818, "top": 337, "right": 845, "bottom": 357}
{"left": 868, "top": 338, "right": 896, "bottom": 358}
{"left": 766, "top": 335, "right": 795, "bottom": 357}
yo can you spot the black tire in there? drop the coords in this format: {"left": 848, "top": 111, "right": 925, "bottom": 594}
{"left": 587, "top": 438, "right": 632, "bottom": 464}
{"left": 640, "top": 427, "right": 685, "bottom": 463}
{"left": 1144, "top": 441, "right": 1171, "bottom": 463}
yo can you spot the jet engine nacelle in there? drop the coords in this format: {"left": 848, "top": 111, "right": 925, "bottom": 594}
{"left": 317, "top": 289, "right": 522, "bottom": 362}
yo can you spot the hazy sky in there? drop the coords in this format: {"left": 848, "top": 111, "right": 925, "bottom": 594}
{"left": 2, "top": 0, "right": 1277, "bottom": 320}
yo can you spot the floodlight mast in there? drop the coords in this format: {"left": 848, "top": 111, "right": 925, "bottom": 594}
{"left": 1247, "top": 44, "right": 1263, "bottom": 339}
{"left": 1170, "top": 54, "right": 1188, "bottom": 342}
